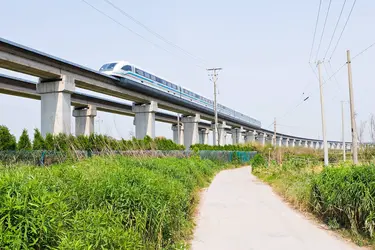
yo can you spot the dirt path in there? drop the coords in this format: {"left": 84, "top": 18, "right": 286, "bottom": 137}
{"left": 191, "top": 166, "right": 362, "bottom": 250}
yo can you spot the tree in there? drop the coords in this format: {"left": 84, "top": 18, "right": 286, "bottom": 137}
{"left": 0, "top": 125, "right": 16, "bottom": 150}
{"left": 18, "top": 129, "right": 32, "bottom": 150}
{"left": 45, "top": 133, "right": 55, "bottom": 151}
{"left": 33, "top": 128, "right": 45, "bottom": 150}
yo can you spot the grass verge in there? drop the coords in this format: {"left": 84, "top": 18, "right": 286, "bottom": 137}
{"left": 252, "top": 156, "right": 375, "bottom": 247}
{"left": 0, "top": 156, "right": 234, "bottom": 249}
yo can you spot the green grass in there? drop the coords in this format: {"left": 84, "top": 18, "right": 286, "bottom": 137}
{"left": 0, "top": 156, "right": 232, "bottom": 249}
{"left": 253, "top": 158, "right": 375, "bottom": 247}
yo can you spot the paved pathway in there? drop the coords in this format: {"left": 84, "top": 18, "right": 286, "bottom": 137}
{"left": 191, "top": 166, "right": 361, "bottom": 250}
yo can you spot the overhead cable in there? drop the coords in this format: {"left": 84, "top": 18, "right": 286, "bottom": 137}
{"left": 309, "top": 0, "right": 323, "bottom": 63}
{"left": 315, "top": 0, "right": 333, "bottom": 62}
{"left": 80, "top": 0, "right": 205, "bottom": 69}
{"left": 329, "top": 0, "right": 358, "bottom": 60}
{"left": 103, "top": 0, "right": 207, "bottom": 65}
{"left": 323, "top": 0, "right": 348, "bottom": 60}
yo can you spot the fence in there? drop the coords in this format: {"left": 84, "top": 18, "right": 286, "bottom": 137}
{"left": 199, "top": 150, "right": 257, "bottom": 164}
{"left": 0, "top": 150, "right": 257, "bottom": 166}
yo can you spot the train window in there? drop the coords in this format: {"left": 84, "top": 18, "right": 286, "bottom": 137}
{"left": 135, "top": 68, "right": 144, "bottom": 76}
{"left": 144, "top": 72, "right": 150, "bottom": 78}
{"left": 150, "top": 75, "right": 156, "bottom": 81}
{"left": 156, "top": 77, "right": 162, "bottom": 83}
{"left": 100, "top": 63, "right": 117, "bottom": 71}
{"left": 121, "top": 65, "right": 132, "bottom": 71}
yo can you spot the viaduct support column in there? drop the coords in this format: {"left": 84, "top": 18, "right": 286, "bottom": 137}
{"left": 214, "top": 122, "right": 229, "bottom": 145}
{"left": 290, "top": 139, "right": 296, "bottom": 147}
{"left": 171, "top": 124, "right": 184, "bottom": 145}
{"left": 36, "top": 75, "right": 75, "bottom": 136}
{"left": 132, "top": 101, "right": 158, "bottom": 139}
{"left": 182, "top": 114, "right": 200, "bottom": 149}
{"left": 73, "top": 105, "right": 97, "bottom": 136}
{"left": 283, "top": 138, "right": 290, "bottom": 147}
{"left": 276, "top": 136, "right": 283, "bottom": 147}
{"left": 303, "top": 141, "right": 308, "bottom": 148}
{"left": 245, "top": 131, "right": 256, "bottom": 143}
{"left": 257, "top": 133, "right": 267, "bottom": 146}
{"left": 231, "top": 127, "right": 245, "bottom": 145}
{"left": 199, "top": 128, "right": 209, "bottom": 144}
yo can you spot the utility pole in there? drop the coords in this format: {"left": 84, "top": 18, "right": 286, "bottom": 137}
{"left": 207, "top": 68, "right": 222, "bottom": 145}
{"left": 341, "top": 101, "right": 346, "bottom": 161}
{"left": 177, "top": 113, "right": 180, "bottom": 145}
{"left": 347, "top": 50, "right": 358, "bottom": 165}
{"left": 317, "top": 61, "right": 329, "bottom": 166}
{"left": 273, "top": 117, "right": 277, "bottom": 146}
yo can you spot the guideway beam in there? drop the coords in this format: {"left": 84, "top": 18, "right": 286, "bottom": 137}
{"left": 36, "top": 75, "right": 75, "bottom": 136}
{"left": 132, "top": 101, "right": 158, "bottom": 139}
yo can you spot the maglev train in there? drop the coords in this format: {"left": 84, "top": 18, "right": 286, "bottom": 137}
{"left": 99, "top": 61, "right": 261, "bottom": 128}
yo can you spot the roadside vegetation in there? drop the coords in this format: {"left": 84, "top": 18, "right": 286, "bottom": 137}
{"left": 0, "top": 125, "right": 184, "bottom": 152}
{"left": 0, "top": 156, "right": 237, "bottom": 249}
{"left": 251, "top": 146, "right": 375, "bottom": 247}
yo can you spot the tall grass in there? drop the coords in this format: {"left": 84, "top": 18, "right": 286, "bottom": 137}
{"left": 0, "top": 156, "right": 230, "bottom": 249}
{"left": 252, "top": 153, "right": 375, "bottom": 246}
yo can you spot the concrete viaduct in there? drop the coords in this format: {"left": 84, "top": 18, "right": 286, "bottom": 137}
{"left": 0, "top": 37, "right": 352, "bottom": 150}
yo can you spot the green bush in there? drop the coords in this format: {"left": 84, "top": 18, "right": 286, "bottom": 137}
{"left": 0, "top": 125, "right": 16, "bottom": 150}
{"left": 32, "top": 128, "right": 45, "bottom": 150}
{"left": 17, "top": 129, "right": 32, "bottom": 150}
{"left": 249, "top": 153, "right": 266, "bottom": 169}
{"left": 311, "top": 165, "right": 375, "bottom": 238}
{"left": 0, "top": 156, "right": 225, "bottom": 249}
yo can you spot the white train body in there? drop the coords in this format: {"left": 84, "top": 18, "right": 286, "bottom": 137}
{"left": 99, "top": 61, "right": 261, "bottom": 128}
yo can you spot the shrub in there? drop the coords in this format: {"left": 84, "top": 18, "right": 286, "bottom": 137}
{"left": 0, "top": 125, "right": 16, "bottom": 150}
{"left": 17, "top": 129, "right": 32, "bottom": 150}
{"left": 32, "top": 128, "right": 45, "bottom": 150}
{"left": 250, "top": 153, "right": 266, "bottom": 169}
{"left": 311, "top": 165, "right": 375, "bottom": 238}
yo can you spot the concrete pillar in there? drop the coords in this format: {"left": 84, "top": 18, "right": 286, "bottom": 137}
{"left": 303, "top": 141, "right": 308, "bottom": 148}
{"left": 283, "top": 138, "right": 289, "bottom": 147}
{"left": 171, "top": 124, "right": 184, "bottom": 145}
{"left": 276, "top": 136, "right": 283, "bottom": 147}
{"left": 199, "top": 128, "right": 209, "bottom": 144}
{"left": 73, "top": 105, "right": 97, "bottom": 136}
{"left": 265, "top": 135, "right": 273, "bottom": 145}
{"left": 231, "top": 127, "right": 245, "bottom": 145}
{"left": 132, "top": 101, "right": 158, "bottom": 139}
{"left": 257, "top": 133, "right": 267, "bottom": 146}
{"left": 290, "top": 139, "right": 296, "bottom": 147}
{"left": 245, "top": 131, "right": 256, "bottom": 143}
{"left": 182, "top": 114, "right": 200, "bottom": 149}
{"left": 36, "top": 75, "right": 75, "bottom": 136}
{"left": 213, "top": 122, "right": 229, "bottom": 145}
{"left": 296, "top": 140, "right": 302, "bottom": 147}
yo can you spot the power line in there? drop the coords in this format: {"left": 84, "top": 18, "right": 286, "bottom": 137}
{"left": 352, "top": 41, "right": 375, "bottom": 60}
{"left": 309, "top": 0, "right": 323, "bottom": 63}
{"left": 329, "top": 0, "right": 358, "bottom": 60}
{"left": 323, "top": 0, "right": 348, "bottom": 60}
{"left": 79, "top": 0, "right": 205, "bottom": 69}
{"left": 315, "top": 0, "right": 333, "bottom": 62}
{"left": 103, "top": 0, "right": 207, "bottom": 65}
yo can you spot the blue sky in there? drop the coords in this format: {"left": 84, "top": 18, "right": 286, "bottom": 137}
{"left": 1, "top": 0, "right": 375, "bottom": 143}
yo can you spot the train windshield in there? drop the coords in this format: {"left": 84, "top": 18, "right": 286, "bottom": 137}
{"left": 99, "top": 63, "right": 117, "bottom": 71}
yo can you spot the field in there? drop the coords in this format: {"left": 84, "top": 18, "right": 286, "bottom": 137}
{"left": 0, "top": 156, "right": 235, "bottom": 249}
